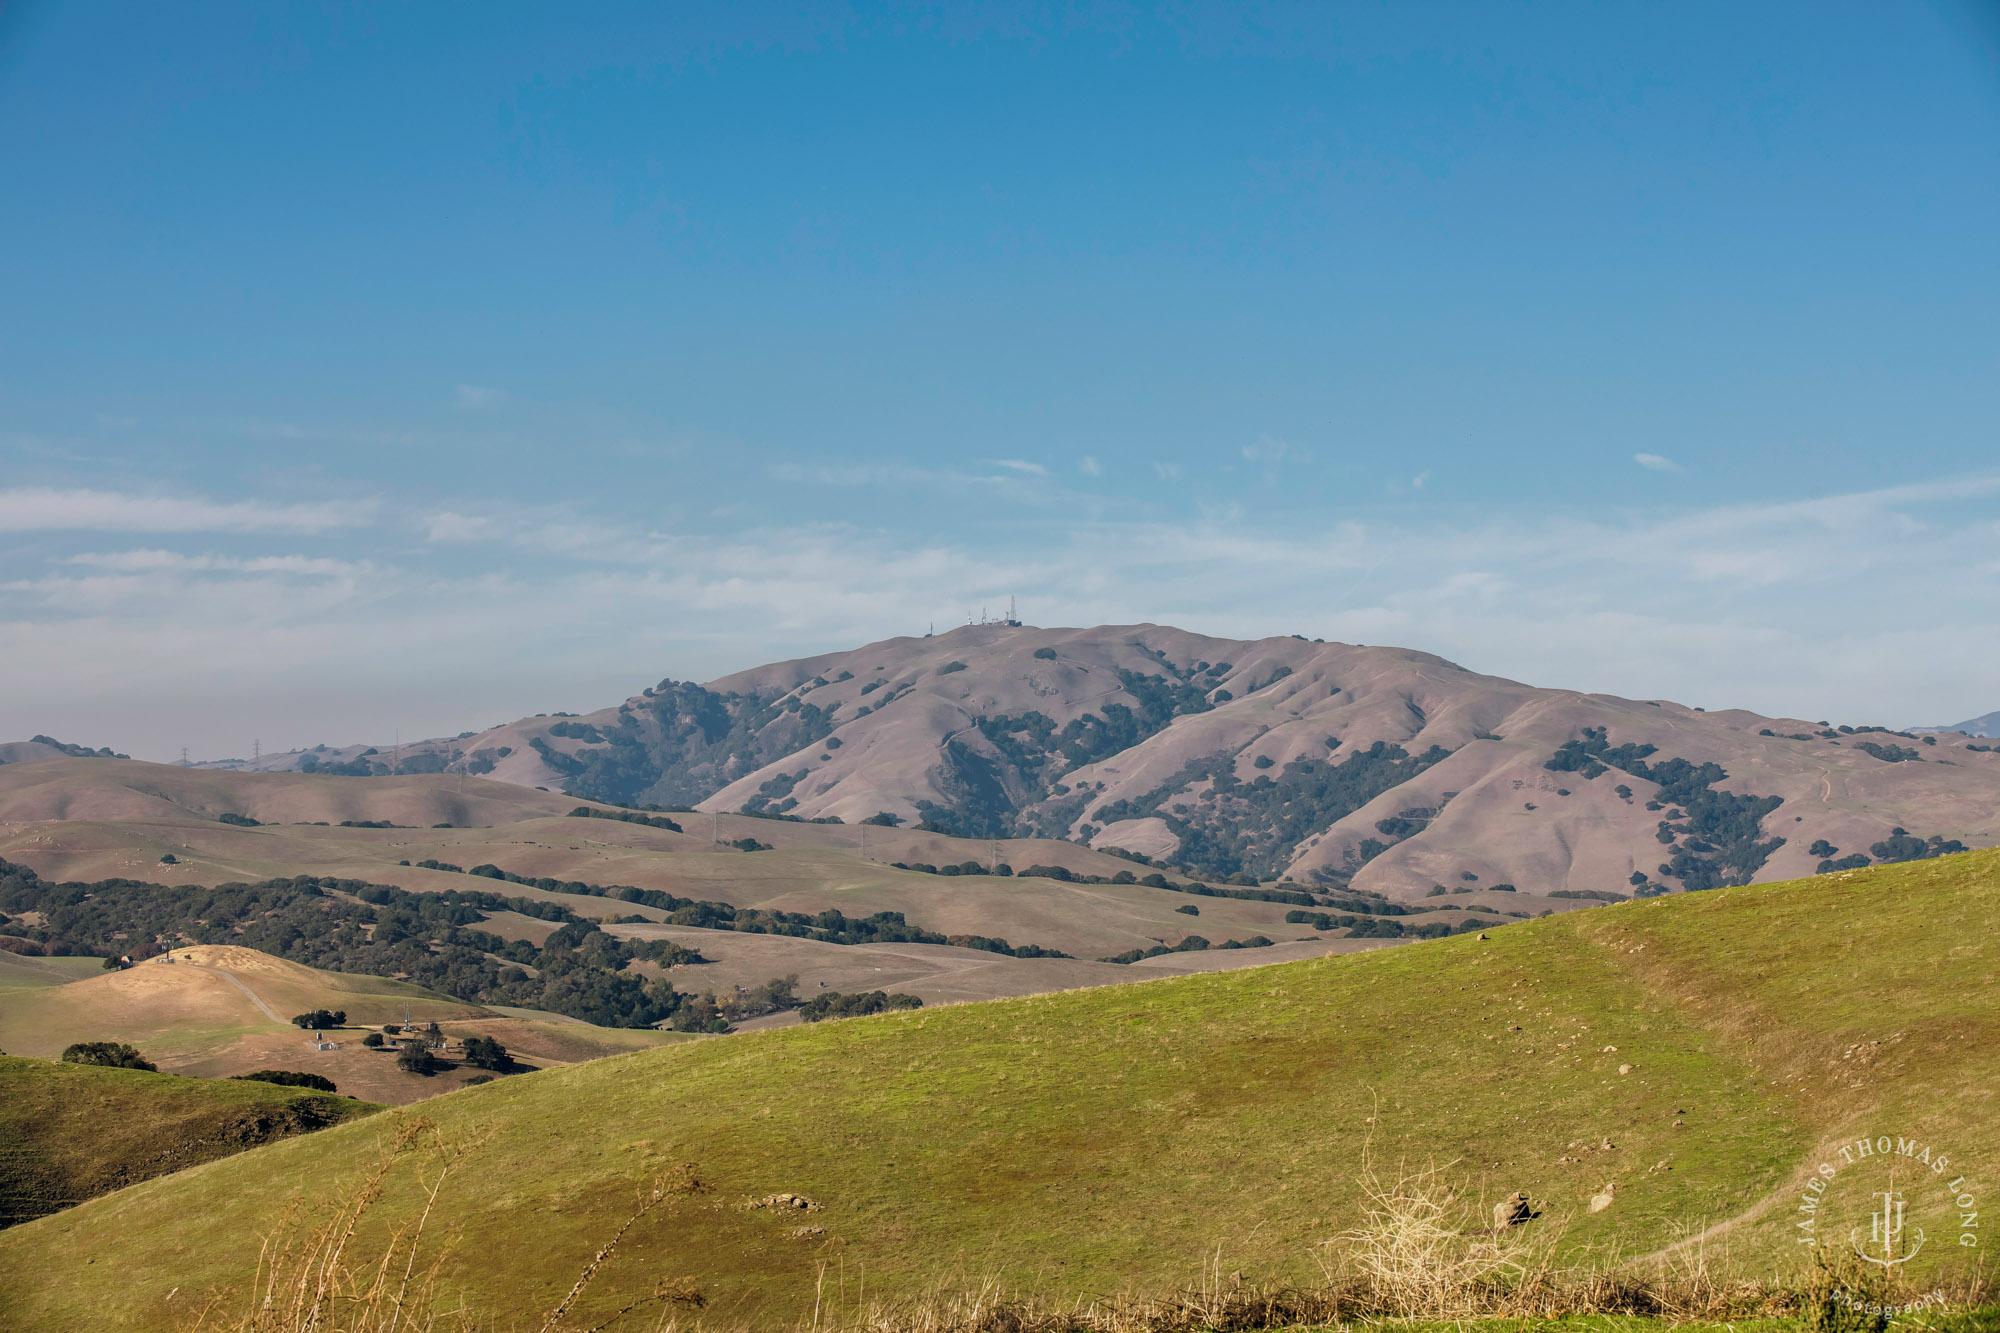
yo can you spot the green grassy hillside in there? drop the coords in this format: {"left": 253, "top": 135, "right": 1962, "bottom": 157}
{"left": 0, "top": 851, "right": 1992, "bottom": 1331}
{"left": 0, "top": 1056, "right": 380, "bottom": 1228}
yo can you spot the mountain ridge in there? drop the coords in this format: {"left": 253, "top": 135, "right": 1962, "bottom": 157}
{"left": 106, "top": 623, "right": 2000, "bottom": 901}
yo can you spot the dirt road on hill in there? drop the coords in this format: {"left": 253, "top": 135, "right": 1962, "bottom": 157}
{"left": 176, "top": 959, "right": 284, "bottom": 1024}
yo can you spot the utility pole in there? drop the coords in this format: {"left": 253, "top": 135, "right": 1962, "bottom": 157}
{"left": 712, "top": 811, "right": 720, "bottom": 846}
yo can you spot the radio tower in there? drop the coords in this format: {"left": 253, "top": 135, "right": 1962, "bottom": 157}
{"left": 252, "top": 738, "right": 261, "bottom": 766}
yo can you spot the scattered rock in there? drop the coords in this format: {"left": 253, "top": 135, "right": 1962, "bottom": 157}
{"left": 1589, "top": 1183, "right": 1618, "bottom": 1213}
{"left": 1618, "top": 1063, "right": 1634, "bottom": 1075}
{"left": 749, "top": 1192, "right": 821, "bottom": 1212}
{"left": 788, "top": 1225, "right": 825, "bottom": 1239}
{"left": 1493, "top": 1191, "right": 1538, "bottom": 1229}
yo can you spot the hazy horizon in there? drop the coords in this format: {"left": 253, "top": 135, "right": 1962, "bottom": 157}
{"left": 5, "top": 3, "right": 1998, "bottom": 759}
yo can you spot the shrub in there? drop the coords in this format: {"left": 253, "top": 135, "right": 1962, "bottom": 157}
{"left": 463, "top": 1074, "right": 495, "bottom": 1086}
{"left": 936, "top": 661, "right": 968, "bottom": 676}
{"left": 397, "top": 1047, "right": 443, "bottom": 1076}
{"left": 798, "top": 990, "right": 924, "bottom": 1023}
{"left": 232, "top": 1069, "right": 337, "bottom": 1093}
{"left": 60, "top": 1041, "right": 156, "bottom": 1071}
{"left": 566, "top": 806, "right": 683, "bottom": 833}
{"left": 1033, "top": 647, "right": 1058, "bottom": 660}
{"left": 461, "top": 1035, "right": 513, "bottom": 1072}
{"left": 861, "top": 811, "right": 902, "bottom": 827}
{"left": 216, "top": 812, "right": 260, "bottom": 826}
{"left": 290, "top": 1009, "right": 347, "bottom": 1030}
{"left": 158, "top": 853, "right": 178, "bottom": 865}
{"left": 362, "top": 1032, "right": 385, "bottom": 1048}
{"left": 1175, "top": 904, "right": 1199, "bottom": 916}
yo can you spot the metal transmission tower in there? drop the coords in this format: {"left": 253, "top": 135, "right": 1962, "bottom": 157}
{"left": 179, "top": 747, "right": 189, "bottom": 767}
{"left": 252, "top": 739, "right": 261, "bottom": 765}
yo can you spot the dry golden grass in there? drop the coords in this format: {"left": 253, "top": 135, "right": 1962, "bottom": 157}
{"left": 198, "top": 1144, "right": 1997, "bottom": 1333}
{"left": 194, "top": 1122, "right": 712, "bottom": 1333}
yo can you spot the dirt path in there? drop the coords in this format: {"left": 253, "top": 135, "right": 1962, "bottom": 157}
{"left": 183, "top": 962, "right": 285, "bottom": 1025}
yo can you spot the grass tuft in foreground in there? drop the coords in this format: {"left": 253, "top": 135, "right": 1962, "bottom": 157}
{"left": 207, "top": 1139, "right": 1997, "bottom": 1333}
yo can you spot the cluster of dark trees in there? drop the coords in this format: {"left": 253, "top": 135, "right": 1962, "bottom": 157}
{"left": 1089, "top": 739, "right": 1454, "bottom": 880}
{"left": 59, "top": 1041, "right": 155, "bottom": 1070}
{"left": 460, "top": 1036, "right": 513, "bottom": 1071}
{"left": 566, "top": 806, "right": 683, "bottom": 832}
{"left": 1546, "top": 729, "right": 1786, "bottom": 892}
{"left": 233, "top": 1069, "right": 338, "bottom": 1092}
{"left": 1283, "top": 909, "right": 1487, "bottom": 939}
{"left": 665, "top": 975, "right": 803, "bottom": 1032}
{"left": 1867, "top": 828, "right": 1967, "bottom": 864}
{"left": 401, "top": 856, "right": 1063, "bottom": 957}
{"left": 1854, "top": 742, "right": 1925, "bottom": 764}
{"left": 550, "top": 678, "right": 843, "bottom": 809}
{"left": 30, "top": 734, "right": 129, "bottom": 759}
{"left": 1097, "top": 934, "right": 1274, "bottom": 964}
{"left": 0, "top": 858, "right": 693, "bottom": 1028}
{"left": 912, "top": 668, "right": 1235, "bottom": 842}
{"left": 798, "top": 990, "right": 923, "bottom": 1022}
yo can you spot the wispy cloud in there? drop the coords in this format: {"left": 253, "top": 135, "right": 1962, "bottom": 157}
{"left": 1079, "top": 455, "right": 1102, "bottom": 477}
{"left": 7, "top": 475, "right": 2000, "bottom": 757}
{"left": 1634, "top": 453, "right": 1682, "bottom": 473}
{"left": 455, "top": 384, "right": 508, "bottom": 410}
{"left": 64, "top": 550, "right": 369, "bottom": 576}
{"left": 989, "top": 458, "right": 1047, "bottom": 476}
{"left": 0, "top": 488, "right": 371, "bottom": 534}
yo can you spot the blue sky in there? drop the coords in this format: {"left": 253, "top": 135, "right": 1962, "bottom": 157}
{"left": 3, "top": 1, "right": 1998, "bottom": 759}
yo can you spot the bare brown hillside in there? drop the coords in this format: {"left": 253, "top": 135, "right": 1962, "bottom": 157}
{"left": 140, "top": 623, "right": 2000, "bottom": 899}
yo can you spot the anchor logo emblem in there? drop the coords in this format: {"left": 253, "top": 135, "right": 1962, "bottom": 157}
{"left": 1851, "top": 1190, "right": 1926, "bottom": 1267}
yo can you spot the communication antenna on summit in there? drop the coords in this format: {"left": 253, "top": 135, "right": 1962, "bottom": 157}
{"left": 1008, "top": 595, "right": 1017, "bottom": 625}
{"left": 179, "top": 747, "right": 189, "bottom": 767}
{"left": 252, "top": 738, "right": 261, "bottom": 765}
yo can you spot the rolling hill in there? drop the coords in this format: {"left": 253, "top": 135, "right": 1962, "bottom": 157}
{"left": 0, "top": 846, "right": 1992, "bottom": 1331}
{"left": 0, "top": 1055, "right": 378, "bottom": 1228}
{"left": 0, "top": 943, "right": 685, "bottom": 1105}
{"left": 177, "top": 623, "right": 2000, "bottom": 903}
{"left": 0, "top": 759, "right": 1503, "bottom": 1009}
